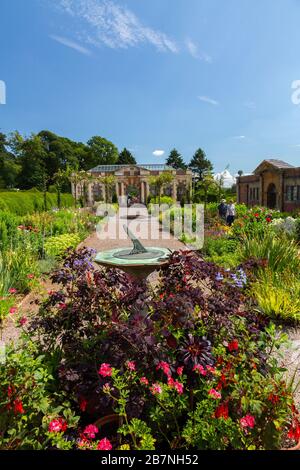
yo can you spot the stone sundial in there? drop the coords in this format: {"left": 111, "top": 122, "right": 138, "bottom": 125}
{"left": 95, "top": 224, "right": 171, "bottom": 278}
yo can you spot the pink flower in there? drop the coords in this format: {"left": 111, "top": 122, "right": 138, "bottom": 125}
{"left": 150, "top": 383, "right": 162, "bottom": 395}
{"left": 18, "top": 317, "right": 27, "bottom": 326}
{"left": 177, "top": 366, "right": 184, "bottom": 376}
{"left": 9, "top": 307, "right": 18, "bottom": 315}
{"left": 140, "top": 377, "right": 149, "bottom": 385}
{"left": 83, "top": 424, "right": 98, "bottom": 439}
{"left": 174, "top": 381, "right": 184, "bottom": 395}
{"left": 126, "top": 361, "right": 136, "bottom": 371}
{"left": 193, "top": 364, "right": 207, "bottom": 376}
{"left": 98, "top": 363, "right": 112, "bottom": 377}
{"left": 8, "top": 288, "right": 17, "bottom": 294}
{"left": 48, "top": 417, "right": 67, "bottom": 433}
{"left": 156, "top": 361, "right": 171, "bottom": 376}
{"left": 240, "top": 414, "right": 255, "bottom": 429}
{"left": 208, "top": 388, "right": 222, "bottom": 399}
{"left": 27, "top": 274, "right": 34, "bottom": 279}
{"left": 97, "top": 438, "right": 112, "bottom": 450}
{"left": 167, "top": 377, "right": 175, "bottom": 387}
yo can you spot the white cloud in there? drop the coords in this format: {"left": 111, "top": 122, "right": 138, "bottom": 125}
{"left": 50, "top": 34, "right": 92, "bottom": 55}
{"left": 153, "top": 150, "right": 165, "bottom": 157}
{"left": 57, "top": 0, "right": 178, "bottom": 53}
{"left": 233, "top": 135, "right": 246, "bottom": 140}
{"left": 186, "top": 38, "right": 212, "bottom": 62}
{"left": 197, "top": 95, "right": 219, "bottom": 106}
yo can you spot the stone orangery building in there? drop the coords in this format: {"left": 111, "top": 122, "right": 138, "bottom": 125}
{"left": 72, "top": 164, "right": 193, "bottom": 205}
{"left": 237, "top": 159, "right": 300, "bottom": 212}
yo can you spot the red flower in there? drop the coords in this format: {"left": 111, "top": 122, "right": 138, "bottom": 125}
{"left": 97, "top": 438, "right": 112, "bottom": 450}
{"left": 58, "top": 303, "right": 67, "bottom": 310}
{"left": 215, "top": 402, "right": 229, "bottom": 419}
{"left": 177, "top": 366, "right": 184, "bottom": 376}
{"left": 254, "top": 213, "right": 259, "bottom": 218}
{"left": 240, "top": 414, "right": 255, "bottom": 429}
{"left": 48, "top": 417, "right": 67, "bottom": 433}
{"left": 79, "top": 397, "right": 88, "bottom": 412}
{"left": 9, "top": 307, "right": 18, "bottom": 315}
{"left": 287, "top": 420, "right": 300, "bottom": 441}
{"left": 8, "top": 288, "right": 17, "bottom": 294}
{"left": 27, "top": 274, "right": 34, "bottom": 279}
{"left": 18, "top": 316, "right": 27, "bottom": 326}
{"left": 83, "top": 424, "right": 98, "bottom": 439}
{"left": 98, "top": 363, "right": 112, "bottom": 377}
{"left": 13, "top": 399, "right": 24, "bottom": 415}
{"left": 140, "top": 377, "right": 149, "bottom": 385}
{"left": 268, "top": 393, "right": 279, "bottom": 404}
{"left": 228, "top": 340, "right": 239, "bottom": 352}
{"left": 156, "top": 361, "right": 171, "bottom": 376}
{"left": 266, "top": 217, "right": 271, "bottom": 223}
{"left": 193, "top": 364, "right": 207, "bottom": 376}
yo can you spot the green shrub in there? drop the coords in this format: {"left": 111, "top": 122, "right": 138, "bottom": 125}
{"left": 251, "top": 270, "right": 300, "bottom": 322}
{"left": 149, "top": 196, "right": 175, "bottom": 206}
{"left": 239, "top": 232, "right": 300, "bottom": 274}
{"left": 0, "top": 340, "right": 79, "bottom": 450}
{"left": 0, "top": 191, "right": 73, "bottom": 216}
{"left": 44, "top": 233, "right": 81, "bottom": 257}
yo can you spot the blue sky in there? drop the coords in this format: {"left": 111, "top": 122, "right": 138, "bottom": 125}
{"left": 1, "top": 0, "right": 300, "bottom": 173}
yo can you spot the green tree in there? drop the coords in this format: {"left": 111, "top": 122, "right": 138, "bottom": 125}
{"left": 11, "top": 133, "right": 48, "bottom": 191}
{"left": 87, "top": 136, "right": 119, "bottom": 168}
{"left": 197, "top": 174, "right": 218, "bottom": 209}
{"left": 189, "top": 148, "right": 213, "bottom": 180}
{"left": 0, "top": 132, "right": 21, "bottom": 188}
{"left": 166, "top": 149, "right": 186, "bottom": 170}
{"left": 149, "top": 172, "right": 174, "bottom": 205}
{"left": 98, "top": 175, "right": 116, "bottom": 203}
{"left": 118, "top": 148, "right": 136, "bottom": 165}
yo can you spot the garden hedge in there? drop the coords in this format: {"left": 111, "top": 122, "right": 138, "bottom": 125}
{"left": 0, "top": 191, "right": 73, "bottom": 215}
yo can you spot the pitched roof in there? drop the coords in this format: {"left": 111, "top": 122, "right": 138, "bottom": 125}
{"left": 254, "top": 159, "right": 295, "bottom": 174}
{"left": 263, "top": 159, "right": 295, "bottom": 169}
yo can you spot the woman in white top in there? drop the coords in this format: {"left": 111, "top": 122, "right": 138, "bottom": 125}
{"left": 226, "top": 200, "right": 236, "bottom": 226}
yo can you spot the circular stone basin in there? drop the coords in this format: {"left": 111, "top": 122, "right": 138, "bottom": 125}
{"left": 95, "top": 247, "right": 171, "bottom": 279}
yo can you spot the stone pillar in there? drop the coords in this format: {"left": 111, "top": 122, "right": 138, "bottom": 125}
{"left": 172, "top": 180, "right": 177, "bottom": 201}
{"left": 88, "top": 183, "right": 93, "bottom": 205}
{"left": 259, "top": 175, "right": 263, "bottom": 206}
{"left": 145, "top": 181, "right": 149, "bottom": 203}
{"left": 141, "top": 181, "right": 145, "bottom": 203}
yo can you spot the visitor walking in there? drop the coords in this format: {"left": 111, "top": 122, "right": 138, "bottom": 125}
{"left": 226, "top": 200, "right": 236, "bottom": 226}
{"left": 218, "top": 199, "right": 227, "bottom": 220}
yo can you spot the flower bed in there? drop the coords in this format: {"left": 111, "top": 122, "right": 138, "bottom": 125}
{"left": 1, "top": 248, "right": 299, "bottom": 450}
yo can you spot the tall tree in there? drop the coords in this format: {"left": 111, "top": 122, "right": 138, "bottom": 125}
{"left": 189, "top": 148, "right": 213, "bottom": 180}
{"left": 117, "top": 148, "right": 136, "bottom": 165}
{"left": 166, "top": 149, "right": 186, "bottom": 170}
{"left": 11, "top": 134, "right": 48, "bottom": 190}
{"left": 0, "top": 132, "right": 21, "bottom": 188}
{"left": 87, "top": 136, "right": 119, "bottom": 168}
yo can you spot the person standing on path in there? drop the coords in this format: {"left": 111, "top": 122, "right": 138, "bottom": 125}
{"left": 226, "top": 200, "right": 236, "bottom": 226}
{"left": 218, "top": 199, "right": 227, "bottom": 221}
